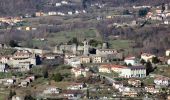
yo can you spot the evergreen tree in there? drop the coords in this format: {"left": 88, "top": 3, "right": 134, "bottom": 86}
{"left": 52, "top": 73, "right": 63, "bottom": 82}
{"left": 140, "top": 59, "right": 146, "bottom": 65}
{"left": 43, "top": 70, "right": 48, "bottom": 78}
{"left": 152, "top": 57, "right": 159, "bottom": 64}
{"left": 145, "top": 61, "right": 153, "bottom": 75}
{"left": 8, "top": 90, "right": 16, "bottom": 99}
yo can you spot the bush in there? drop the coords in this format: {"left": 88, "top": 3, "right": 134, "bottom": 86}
{"left": 138, "top": 8, "right": 149, "bottom": 17}
{"left": 9, "top": 40, "right": 18, "bottom": 47}
{"left": 51, "top": 73, "right": 63, "bottom": 82}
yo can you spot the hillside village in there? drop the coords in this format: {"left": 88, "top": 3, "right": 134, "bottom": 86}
{"left": 0, "top": 39, "right": 170, "bottom": 99}
{"left": 0, "top": 0, "right": 170, "bottom": 100}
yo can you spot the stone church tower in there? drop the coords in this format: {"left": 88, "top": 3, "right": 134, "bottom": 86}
{"left": 83, "top": 39, "right": 89, "bottom": 55}
{"left": 72, "top": 44, "right": 77, "bottom": 54}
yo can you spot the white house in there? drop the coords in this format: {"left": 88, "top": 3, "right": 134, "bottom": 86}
{"left": 68, "top": 11, "right": 73, "bottom": 15}
{"left": 145, "top": 85, "right": 159, "bottom": 94}
{"left": 141, "top": 53, "right": 156, "bottom": 62}
{"left": 71, "top": 67, "right": 87, "bottom": 77}
{"left": 0, "top": 56, "right": 12, "bottom": 64}
{"left": 120, "top": 66, "right": 146, "bottom": 78}
{"left": 65, "top": 57, "right": 80, "bottom": 67}
{"left": 67, "top": 83, "right": 86, "bottom": 90}
{"left": 121, "top": 87, "right": 138, "bottom": 97}
{"left": 96, "top": 49, "right": 118, "bottom": 56}
{"left": 168, "top": 59, "right": 170, "bottom": 65}
{"left": 0, "top": 64, "right": 7, "bottom": 72}
{"left": 56, "top": 3, "right": 61, "bottom": 7}
{"left": 124, "top": 56, "right": 138, "bottom": 65}
{"left": 4, "top": 78, "right": 15, "bottom": 86}
{"left": 128, "top": 79, "right": 142, "bottom": 87}
{"left": 166, "top": 49, "right": 170, "bottom": 56}
{"left": 112, "top": 82, "right": 123, "bottom": 89}
{"left": 12, "top": 95, "right": 24, "bottom": 100}
{"left": 61, "top": 1, "right": 68, "bottom": 4}
{"left": 48, "top": 11, "right": 57, "bottom": 16}
{"left": 99, "top": 65, "right": 112, "bottom": 73}
{"left": 99, "top": 64, "right": 146, "bottom": 78}
{"left": 12, "top": 50, "right": 36, "bottom": 66}
{"left": 43, "top": 86, "right": 61, "bottom": 94}
{"left": 154, "top": 76, "right": 170, "bottom": 86}
{"left": 57, "top": 12, "right": 65, "bottom": 16}
{"left": 75, "top": 10, "right": 80, "bottom": 14}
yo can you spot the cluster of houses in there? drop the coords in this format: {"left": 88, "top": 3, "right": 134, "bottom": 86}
{"left": 0, "top": 46, "right": 65, "bottom": 72}
{"left": 35, "top": 9, "right": 86, "bottom": 17}
{"left": 40, "top": 82, "right": 87, "bottom": 99}
{"left": 0, "top": 17, "right": 22, "bottom": 25}
{"left": 111, "top": 74, "right": 170, "bottom": 97}
{"left": 0, "top": 75, "right": 35, "bottom": 87}
{"left": 0, "top": 38, "right": 170, "bottom": 99}
{"left": 146, "top": 4, "right": 170, "bottom": 24}
{"left": 99, "top": 64, "right": 146, "bottom": 78}
{"left": 0, "top": 49, "right": 36, "bottom": 72}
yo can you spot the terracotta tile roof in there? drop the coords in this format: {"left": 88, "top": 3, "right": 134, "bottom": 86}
{"left": 125, "top": 56, "right": 136, "bottom": 60}
{"left": 141, "top": 53, "right": 154, "bottom": 57}
{"left": 100, "top": 64, "right": 127, "bottom": 69}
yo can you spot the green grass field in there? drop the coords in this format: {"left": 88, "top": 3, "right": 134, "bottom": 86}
{"left": 0, "top": 48, "right": 16, "bottom": 56}
{"left": 108, "top": 39, "right": 131, "bottom": 49}
{"left": 30, "top": 28, "right": 99, "bottom": 48}
{"left": 0, "top": 94, "right": 6, "bottom": 100}
{"left": 152, "top": 65, "right": 170, "bottom": 77}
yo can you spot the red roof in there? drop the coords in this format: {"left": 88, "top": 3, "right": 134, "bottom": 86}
{"left": 141, "top": 53, "right": 154, "bottom": 57}
{"left": 125, "top": 56, "right": 136, "bottom": 60}
{"left": 100, "top": 64, "right": 127, "bottom": 69}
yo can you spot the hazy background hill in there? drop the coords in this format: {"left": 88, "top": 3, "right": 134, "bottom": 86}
{"left": 0, "top": 0, "right": 169, "bottom": 16}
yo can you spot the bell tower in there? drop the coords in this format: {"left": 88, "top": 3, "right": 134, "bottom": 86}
{"left": 83, "top": 39, "right": 89, "bottom": 55}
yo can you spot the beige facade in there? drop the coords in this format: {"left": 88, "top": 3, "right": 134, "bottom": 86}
{"left": 99, "top": 65, "right": 111, "bottom": 73}
{"left": 92, "top": 56, "right": 102, "bottom": 63}
{"left": 71, "top": 68, "right": 87, "bottom": 77}
{"left": 0, "top": 50, "right": 36, "bottom": 68}
{"left": 96, "top": 49, "right": 118, "bottom": 56}
{"left": 80, "top": 56, "right": 91, "bottom": 63}
{"left": 141, "top": 53, "right": 155, "bottom": 62}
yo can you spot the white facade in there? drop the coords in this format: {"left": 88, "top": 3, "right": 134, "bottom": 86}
{"left": 92, "top": 56, "right": 102, "bottom": 63}
{"left": 12, "top": 58, "right": 36, "bottom": 66}
{"left": 166, "top": 50, "right": 170, "bottom": 56}
{"left": 99, "top": 64, "right": 146, "bottom": 78}
{"left": 168, "top": 59, "right": 170, "bottom": 65}
{"left": 145, "top": 86, "right": 159, "bottom": 94}
{"left": 65, "top": 58, "right": 80, "bottom": 67}
{"left": 120, "top": 66, "right": 146, "bottom": 78}
{"left": 56, "top": 3, "right": 61, "bottom": 7}
{"left": 141, "top": 53, "right": 155, "bottom": 62}
{"left": 112, "top": 82, "right": 123, "bottom": 89}
{"left": 48, "top": 11, "right": 57, "bottom": 16}
{"left": 43, "top": 87, "right": 60, "bottom": 94}
{"left": 0, "top": 64, "right": 7, "bottom": 72}
{"left": 61, "top": 1, "right": 68, "bottom": 4}
{"left": 119, "top": 68, "right": 131, "bottom": 78}
{"left": 124, "top": 57, "right": 137, "bottom": 65}
{"left": 96, "top": 49, "right": 117, "bottom": 56}
{"left": 68, "top": 12, "right": 73, "bottom": 15}
{"left": 154, "top": 77, "right": 170, "bottom": 86}
{"left": 71, "top": 68, "right": 87, "bottom": 77}
{"left": 67, "top": 83, "right": 85, "bottom": 90}
{"left": 99, "top": 67, "right": 111, "bottom": 73}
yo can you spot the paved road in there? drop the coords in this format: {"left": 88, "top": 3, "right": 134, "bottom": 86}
{"left": 98, "top": 74, "right": 116, "bottom": 84}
